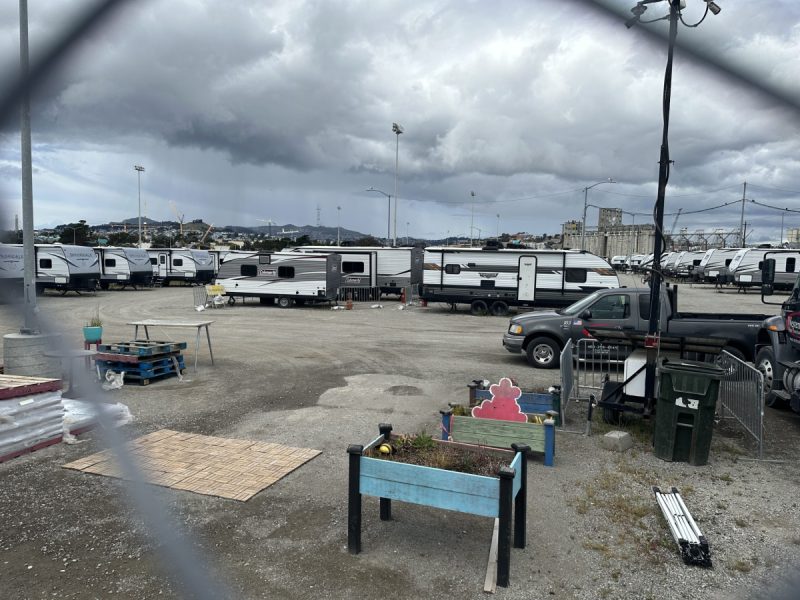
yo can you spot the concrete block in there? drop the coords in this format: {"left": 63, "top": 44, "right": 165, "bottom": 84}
{"left": 601, "top": 430, "right": 633, "bottom": 452}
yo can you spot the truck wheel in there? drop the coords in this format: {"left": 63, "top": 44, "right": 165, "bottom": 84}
{"left": 755, "top": 347, "right": 785, "bottom": 408}
{"left": 277, "top": 296, "right": 293, "bottom": 308}
{"left": 490, "top": 301, "right": 509, "bottom": 316}
{"left": 526, "top": 337, "right": 561, "bottom": 369}
{"left": 470, "top": 300, "right": 488, "bottom": 316}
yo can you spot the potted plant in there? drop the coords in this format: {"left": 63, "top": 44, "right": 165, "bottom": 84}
{"left": 83, "top": 307, "right": 103, "bottom": 343}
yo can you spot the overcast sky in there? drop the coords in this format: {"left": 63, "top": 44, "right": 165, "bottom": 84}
{"left": 1, "top": 0, "right": 799, "bottom": 242}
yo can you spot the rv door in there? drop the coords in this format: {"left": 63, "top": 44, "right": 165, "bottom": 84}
{"left": 517, "top": 256, "right": 537, "bottom": 302}
{"left": 158, "top": 253, "right": 168, "bottom": 277}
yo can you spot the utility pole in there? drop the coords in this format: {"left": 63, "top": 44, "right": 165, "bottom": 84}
{"left": 392, "top": 122, "right": 403, "bottom": 246}
{"left": 469, "top": 191, "right": 476, "bottom": 247}
{"left": 135, "top": 165, "right": 145, "bottom": 248}
{"left": 739, "top": 181, "right": 747, "bottom": 247}
{"left": 19, "top": 0, "right": 37, "bottom": 333}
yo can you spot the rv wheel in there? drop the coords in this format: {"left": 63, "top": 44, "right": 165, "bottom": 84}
{"left": 470, "top": 300, "right": 488, "bottom": 316}
{"left": 277, "top": 296, "right": 293, "bottom": 308}
{"left": 99, "top": 281, "right": 110, "bottom": 290}
{"left": 490, "top": 301, "right": 509, "bottom": 316}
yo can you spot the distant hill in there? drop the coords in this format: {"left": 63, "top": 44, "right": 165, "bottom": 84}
{"left": 224, "top": 223, "right": 371, "bottom": 242}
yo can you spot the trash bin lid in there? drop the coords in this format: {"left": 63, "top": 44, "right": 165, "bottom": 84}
{"left": 660, "top": 358, "right": 725, "bottom": 379}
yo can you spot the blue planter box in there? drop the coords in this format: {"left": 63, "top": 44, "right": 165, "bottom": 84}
{"left": 348, "top": 424, "right": 528, "bottom": 588}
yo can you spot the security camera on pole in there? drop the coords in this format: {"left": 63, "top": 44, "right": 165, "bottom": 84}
{"left": 392, "top": 122, "right": 403, "bottom": 247}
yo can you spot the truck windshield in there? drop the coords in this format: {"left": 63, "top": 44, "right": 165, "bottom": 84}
{"left": 558, "top": 291, "right": 604, "bottom": 316}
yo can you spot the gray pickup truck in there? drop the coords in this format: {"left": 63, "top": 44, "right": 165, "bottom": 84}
{"left": 502, "top": 286, "right": 769, "bottom": 368}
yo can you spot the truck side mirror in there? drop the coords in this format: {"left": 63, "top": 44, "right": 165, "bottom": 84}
{"left": 761, "top": 258, "right": 776, "bottom": 297}
{"left": 581, "top": 310, "right": 592, "bottom": 320}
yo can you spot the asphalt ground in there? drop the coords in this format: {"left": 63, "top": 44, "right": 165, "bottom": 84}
{"left": 1, "top": 274, "right": 798, "bottom": 600}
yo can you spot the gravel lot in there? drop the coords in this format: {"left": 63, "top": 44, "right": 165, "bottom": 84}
{"left": 1, "top": 274, "right": 799, "bottom": 600}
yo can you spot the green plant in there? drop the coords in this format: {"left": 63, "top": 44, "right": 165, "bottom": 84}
{"left": 86, "top": 306, "right": 102, "bottom": 328}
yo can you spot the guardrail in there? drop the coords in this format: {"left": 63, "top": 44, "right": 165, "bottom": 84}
{"left": 715, "top": 350, "right": 764, "bottom": 459}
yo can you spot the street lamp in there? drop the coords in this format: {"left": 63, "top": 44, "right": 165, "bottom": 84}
{"left": 469, "top": 191, "right": 476, "bottom": 247}
{"left": 134, "top": 165, "right": 145, "bottom": 248}
{"left": 406, "top": 221, "right": 410, "bottom": 246}
{"left": 366, "top": 187, "right": 392, "bottom": 244}
{"left": 581, "top": 178, "right": 615, "bottom": 251}
{"left": 392, "top": 122, "right": 403, "bottom": 246}
{"left": 337, "top": 205, "right": 341, "bottom": 245}
{"left": 496, "top": 213, "right": 500, "bottom": 239}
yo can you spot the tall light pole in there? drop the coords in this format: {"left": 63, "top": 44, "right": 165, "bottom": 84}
{"left": 392, "top": 123, "right": 403, "bottom": 246}
{"left": 625, "top": 0, "right": 720, "bottom": 410}
{"left": 134, "top": 165, "right": 145, "bottom": 248}
{"left": 780, "top": 210, "right": 786, "bottom": 247}
{"left": 337, "top": 205, "right": 341, "bottom": 245}
{"left": 366, "top": 187, "right": 392, "bottom": 245}
{"left": 496, "top": 213, "right": 500, "bottom": 239}
{"left": 406, "top": 221, "right": 410, "bottom": 246}
{"left": 469, "top": 191, "right": 476, "bottom": 247}
{"left": 581, "top": 178, "right": 615, "bottom": 251}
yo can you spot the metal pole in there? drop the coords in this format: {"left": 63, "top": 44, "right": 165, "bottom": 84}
{"left": 392, "top": 123, "right": 403, "bottom": 247}
{"left": 781, "top": 211, "right": 785, "bottom": 247}
{"left": 739, "top": 181, "right": 747, "bottom": 247}
{"left": 496, "top": 213, "right": 500, "bottom": 238}
{"left": 387, "top": 196, "right": 391, "bottom": 244}
{"left": 135, "top": 165, "right": 145, "bottom": 248}
{"left": 19, "top": 0, "right": 37, "bottom": 333}
{"left": 469, "top": 191, "right": 475, "bottom": 247}
{"left": 644, "top": 0, "right": 679, "bottom": 408}
{"left": 337, "top": 206, "right": 341, "bottom": 245}
{"left": 581, "top": 186, "right": 589, "bottom": 251}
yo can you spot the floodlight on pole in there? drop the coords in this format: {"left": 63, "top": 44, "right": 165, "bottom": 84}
{"left": 337, "top": 205, "right": 341, "bottom": 245}
{"left": 469, "top": 191, "right": 476, "bottom": 247}
{"left": 134, "top": 165, "right": 145, "bottom": 248}
{"left": 392, "top": 122, "right": 403, "bottom": 246}
{"left": 581, "top": 178, "right": 615, "bottom": 251}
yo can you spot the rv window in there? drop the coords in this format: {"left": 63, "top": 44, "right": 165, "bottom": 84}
{"left": 693, "top": 260, "right": 701, "bottom": 266}
{"left": 159, "top": 256, "right": 166, "bottom": 264}
{"left": 241, "top": 264, "right": 257, "bottom": 277}
{"left": 725, "top": 259, "right": 732, "bottom": 266}
{"left": 39, "top": 258, "right": 52, "bottom": 269}
{"left": 444, "top": 264, "right": 461, "bottom": 275}
{"left": 757, "top": 261, "right": 763, "bottom": 270}
{"left": 150, "top": 257, "right": 157, "bottom": 265}
{"left": 787, "top": 258, "right": 796, "bottom": 273}
{"left": 480, "top": 280, "right": 495, "bottom": 289}
{"left": 342, "top": 261, "right": 365, "bottom": 274}
{"left": 278, "top": 266, "right": 295, "bottom": 278}
{"left": 173, "top": 258, "right": 184, "bottom": 267}
{"left": 565, "top": 268, "right": 587, "bottom": 283}
{"left": 104, "top": 258, "right": 116, "bottom": 267}
{"left": 259, "top": 255, "right": 270, "bottom": 264}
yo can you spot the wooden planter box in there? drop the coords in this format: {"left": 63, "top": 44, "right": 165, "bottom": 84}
{"left": 469, "top": 385, "right": 562, "bottom": 426}
{"left": 348, "top": 424, "right": 528, "bottom": 588}
{"left": 440, "top": 410, "right": 555, "bottom": 467}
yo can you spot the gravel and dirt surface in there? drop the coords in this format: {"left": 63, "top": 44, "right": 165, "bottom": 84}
{"left": 1, "top": 273, "right": 799, "bottom": 599}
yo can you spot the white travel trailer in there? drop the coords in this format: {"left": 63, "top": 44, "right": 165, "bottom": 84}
{"left": 731, "top": 248, "right": 800, "bottom": 289}
{"left": 147, "top": 248, "right": 215, "bottom": 285}
{"left": 284, "top": 246, "right": 423, "bottom": 294}
{"left": 94, "top": 247, "right": 153, "bottom": 289}
{"left": 215, "top": 252, "right": 342, "bottom": 307}
{"left": 15, "top": 244, "right": 100, "bottom": 294}
{"left": 672, "top": 250, "right": 706, "bottom": 279}
{"left": 277, "top": 247, "right": 377, "bottom": 288}
{"left": 610, "top": 255, "right": 628, "bottom": 271}
{"left": 695, "top": 248, "right": 741, "bottom": 283}
{"left": 421, "top": 247, "right": 619, "bottom": 315}
{"left": 0, "top": 244, "right": 25, "bottom": 299}
{"left": 663, "top": 251, "right": 685, "bottom": 277}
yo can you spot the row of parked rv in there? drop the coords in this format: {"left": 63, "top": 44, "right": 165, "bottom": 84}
{"left": 0, "top": 243, "right": 622, "bottom": 314}
{"left": 610, "top": 247, "right": 800, "bottom": 289}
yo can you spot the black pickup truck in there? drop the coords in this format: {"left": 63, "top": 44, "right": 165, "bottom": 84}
{"left": 502, "top": 286, "right": 769, "bottom": 368}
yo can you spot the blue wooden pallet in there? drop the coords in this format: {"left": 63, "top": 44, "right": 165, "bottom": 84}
{"left": 97, "top": 355, "right": 185, "bottom": 385}
{"left": 97, "top": 340, "right": 188, "bottom": 357}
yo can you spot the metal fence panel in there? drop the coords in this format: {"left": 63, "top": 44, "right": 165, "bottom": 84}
{"left": 337, "top": 286, "right": 381, "bottom": 302}
{"left": 573, "top": 338, "right": 627, "bottom": 402}
{"left": 559, "top": 339, "right": 573, "bottom": 422}
{"left": 715, "top": 350, "right": 764, "bottom": 458}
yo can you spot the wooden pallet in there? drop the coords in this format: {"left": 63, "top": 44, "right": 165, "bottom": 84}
{"left": 95, "top": 350, "right": 182, "bottom": 364}
{"left": 97, "top": 340, "right": 188, "bottom": 357}
{"left": 0, "top": 374, "right": 62, "bottom": 400}
{"left": 123, "top": 364, "right": 186, "bottom": 386}
{"left": 97, "top": 355, "right": 185, "bottom": 381}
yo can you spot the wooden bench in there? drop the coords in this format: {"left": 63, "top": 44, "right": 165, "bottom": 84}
{"left": 441, "top": 411, "right": 555, "bottom": 467}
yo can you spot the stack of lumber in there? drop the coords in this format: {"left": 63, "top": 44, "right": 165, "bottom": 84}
{"left": 95, "top": 340, "right": 187, "bottom": 386}
{"left": 0, "top": 375, "right": 64, "bottom": 463}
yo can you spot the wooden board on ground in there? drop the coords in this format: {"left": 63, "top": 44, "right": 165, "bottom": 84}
{"left": 484, "top": 517, "right": 499, "bottom": 594}
{"left": 0, "top": 374, "right": 62, "bottom": 400}
{"left": 62, "top": 429, "right": 321, "bottom": 501}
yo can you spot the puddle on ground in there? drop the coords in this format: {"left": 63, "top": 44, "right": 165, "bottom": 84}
{"left": 385, "top": 385, "right": 423, "bottom": 396}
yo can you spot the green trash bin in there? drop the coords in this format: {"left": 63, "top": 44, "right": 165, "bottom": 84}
{"left": 654, "top": 359, "right": 724, "bottom": 466}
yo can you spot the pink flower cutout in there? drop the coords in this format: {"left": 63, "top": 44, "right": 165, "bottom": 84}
{"left": 471, "top": 377, "right": 527, "bottom": 422}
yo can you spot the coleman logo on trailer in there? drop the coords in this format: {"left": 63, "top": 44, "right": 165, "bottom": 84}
{"left": 344, "top": 276, "right": 362, "bottom": 284}
{"left": 479, "top": 272, "right": 498, "bottom": 278}
{"left": 260, "top": 268, "right": 277, "bottom": 276}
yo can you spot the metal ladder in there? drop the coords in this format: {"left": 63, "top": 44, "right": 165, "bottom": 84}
{"left": 653, "top": 486, "right": 712, "bottom": 567}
